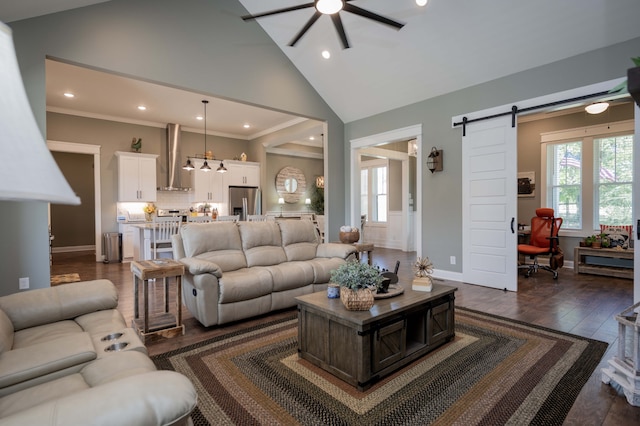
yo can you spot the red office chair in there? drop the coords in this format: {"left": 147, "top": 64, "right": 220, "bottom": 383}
{"left": 518, "top": 208, "right": 563, "bottom": 279}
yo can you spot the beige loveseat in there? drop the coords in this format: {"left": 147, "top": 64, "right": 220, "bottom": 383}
{"left": 0, "top": 279, "right": 196, "bottom": 425}
{"left": 172, "top": 219, "right": 356, "bottom": 327}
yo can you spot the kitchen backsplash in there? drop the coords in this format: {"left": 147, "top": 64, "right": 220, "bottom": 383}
{"left": 117, "top": 191, "right": 223, "bottom": 222}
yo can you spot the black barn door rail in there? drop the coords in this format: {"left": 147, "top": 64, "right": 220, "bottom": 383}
{"left": 453, "top": 90, "right": 615, "bottom": 136}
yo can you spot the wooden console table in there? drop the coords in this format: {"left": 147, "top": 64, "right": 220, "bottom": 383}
{"left": 296, "top": 283, "right": 457, "bottom": 391}
{"left": 574, "top": 247, "right": 634, "bottom": 279}
{"left": 131, "top": 259, "right": 185, "bottom": 343}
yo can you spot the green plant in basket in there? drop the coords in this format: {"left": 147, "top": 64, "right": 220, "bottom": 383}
{"left": 330, "top": 260, "right": 383, "bottom": 290}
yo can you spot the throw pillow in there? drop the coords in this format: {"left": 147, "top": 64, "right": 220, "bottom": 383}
{"left": 599, "top": 225, "right": 632, "bottom": 249}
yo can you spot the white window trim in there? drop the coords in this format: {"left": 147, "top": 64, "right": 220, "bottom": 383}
{"left": 361, "top": 158, "right": 389, "bottom": 224}
{"left": 540, "top": 120, "right": 634, "bottom": 238}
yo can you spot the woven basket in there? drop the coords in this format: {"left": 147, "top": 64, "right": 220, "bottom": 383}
{"left": 339, "top": 230, "right": 360, "bottom": 244}
{"left": 340, "top": 287, "right": 374, "bottom": 311}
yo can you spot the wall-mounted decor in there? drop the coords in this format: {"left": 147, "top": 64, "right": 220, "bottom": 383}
{"left": 518, "top": 171, "right": 535, "bottom": 198}
{"left": 315, "top": 176, "right": 325, "bottom": 189}
{"left": 276, "top": 166, "right": 307, "bottom": 203}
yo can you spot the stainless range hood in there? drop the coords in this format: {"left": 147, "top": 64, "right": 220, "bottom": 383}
{"left": 159, "top": 123, "right": 191, "bottom": 191}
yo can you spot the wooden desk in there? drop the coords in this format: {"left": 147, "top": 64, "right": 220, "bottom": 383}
{"left": 574, "top": 247, "right": 633, "bottom": 279}
{"left": 130, "top": 259, "right": 185, "bottom": 343}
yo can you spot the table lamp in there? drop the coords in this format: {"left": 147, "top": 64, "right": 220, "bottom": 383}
{"left": 278, "top": 197, "right": 284, "bottom": 217}
{"left": 0, "top": 22, "right": 79, "bottom": 204}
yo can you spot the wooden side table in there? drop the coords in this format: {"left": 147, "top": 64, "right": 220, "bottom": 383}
{"left": 353, "top": 243, "right": 374, "bottom": 265}
{"left": 130, "top": 259, "right": 185, "bottom": 343}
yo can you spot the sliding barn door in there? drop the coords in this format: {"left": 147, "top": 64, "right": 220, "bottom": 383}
{"left": 462, "top": 116, "right": 518, "bottom": 291}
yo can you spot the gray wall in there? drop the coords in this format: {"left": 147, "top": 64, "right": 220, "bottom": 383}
{"left": 345, "top": 36, "right": 640, "bottom": 273}
{"left": 266, "top": 154, "right": 323, "bottom": 214}
{"left": 3, "top": 0, "right": 345, "bottom": 295}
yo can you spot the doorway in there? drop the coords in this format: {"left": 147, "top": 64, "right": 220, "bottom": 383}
{"left": 349, "top": 124, "right": 422, "bottom": 255}
{"left": 47, "top": 141, "right": 102, "bottom": 262}
{"left": 454, "top": 77, "right": 638, "bottom": 299}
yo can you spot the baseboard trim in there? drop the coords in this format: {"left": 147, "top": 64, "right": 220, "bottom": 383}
{"left": 51, "top": 245, "right": 95, "bottom": 253}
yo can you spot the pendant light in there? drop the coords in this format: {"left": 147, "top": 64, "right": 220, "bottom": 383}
{"left": 217, "top": 160, "right": 227, "bottom": 173}
{"left": 200, "top": 100, "right": 211, "bottom": 172}
{"left": 182, "top": 159, "right": 194, "bottom": 171}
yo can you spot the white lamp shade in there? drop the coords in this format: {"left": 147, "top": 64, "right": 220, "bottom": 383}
{"left": 278, "top": 198, "right": 285, "bottom": 204}
{"left": 0, "top": 23, "right": 79, "bottom": 204}
{"left": 305, "top": 198, "right": 311, "bottom": 205}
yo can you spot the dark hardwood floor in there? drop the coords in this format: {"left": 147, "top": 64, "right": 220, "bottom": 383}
{"left": 51, "top": 248, "right": 640, "bottom": 425}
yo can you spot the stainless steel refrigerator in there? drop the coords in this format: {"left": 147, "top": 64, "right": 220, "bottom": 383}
{"left": 229, "top": 186, "right": 260, "bottom": 221}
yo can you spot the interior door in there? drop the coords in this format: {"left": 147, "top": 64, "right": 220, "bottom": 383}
{"left": 462, "top": 116, "right": 518, "bottom": 291}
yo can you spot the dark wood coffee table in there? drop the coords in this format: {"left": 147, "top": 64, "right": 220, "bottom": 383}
{"left": 295, "top": 283, "right": 457, "bottom": 390}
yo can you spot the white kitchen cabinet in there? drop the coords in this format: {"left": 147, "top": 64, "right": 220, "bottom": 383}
{"left": 224, "top": 161, "right": 260, "bottom": 187}
{"left": 118, "top": 223, "right": 135, "bottom": 259}
{"left": 191, "top": 158, "right": 224, "bottom": 202}
{"left": 115, "top": 151, "right": 158, "bottom": 202}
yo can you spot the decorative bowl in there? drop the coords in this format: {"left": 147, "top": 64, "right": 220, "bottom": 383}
{"left": 339, "top": 230, "right": 360, "bottom": 244}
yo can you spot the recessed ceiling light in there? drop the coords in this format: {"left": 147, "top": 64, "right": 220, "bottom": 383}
{"left": 309, "top": 136, "right": 315, "bottom": 140}
{"left": 243, "top": 124, "right": 251, "bottom": 129}
{"left": 416, "top": 0, "right": 428, "bottom": 6}
{"left": 63, "top": 92, "right": 75, "bottom": 98}
{"left": 137, "top": 105, "right": 146, "bottom": 111}
{"left": 321, "top": 50, "right": 331, "bottom": 59}
{"left": 196, "top": 116, "right": 203, "bottom": 120}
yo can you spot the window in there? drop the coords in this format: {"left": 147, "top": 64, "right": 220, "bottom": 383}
{"left": 541, "top": 120, "right": 634, "bottom": 234}
{"left": 361, "top": 160, "right": 388, "bottom": 223}
{"left": 549, "top": 141, "right": 582, "bottom": 229}
{"left": 595, "top": 135, "right": 633, "bottom": 226}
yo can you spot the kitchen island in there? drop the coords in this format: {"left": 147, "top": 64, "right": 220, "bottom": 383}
{"left": 131, "top": 223, "right": 176, "bottom": 261}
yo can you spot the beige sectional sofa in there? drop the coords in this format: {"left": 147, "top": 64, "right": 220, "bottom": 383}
{"left": 0, "top": 279, "right": 196, "bottom": 425}
{"left": 172, "top": 219, "right": 356, "bottom": 327}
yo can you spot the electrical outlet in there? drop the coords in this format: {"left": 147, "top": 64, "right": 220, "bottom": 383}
{"left": 19, "top": 277, "right": 29, "bottom": 290}
{"left": 450, "top": 256, "right": 456, "bottom": 265}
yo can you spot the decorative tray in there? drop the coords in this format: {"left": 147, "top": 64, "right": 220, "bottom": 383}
{"left": 374, "top": 284, "right": 405, "bottom": 299}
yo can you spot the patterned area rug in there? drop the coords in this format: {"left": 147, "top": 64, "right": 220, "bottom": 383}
{"left": 152, "top": 307, "right": 608, "bottom": 425}
{"left": 50, "top": 273, "right": 81, "bottom": 286}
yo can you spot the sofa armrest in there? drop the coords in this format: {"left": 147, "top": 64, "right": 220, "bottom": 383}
{"left": 180, "top": 257, "right": 223, "bottom": 278}
{"left": 316, "top": 243, "right": 357, "bottom": 259}
{"left": 0, "top": 333, "right": 96, "bottom": 390}
{"left": 0, "top": 280, "right": 118, "bottom": 331}
{"left": 0, "top": 371, "right": 197, "bottom": 426}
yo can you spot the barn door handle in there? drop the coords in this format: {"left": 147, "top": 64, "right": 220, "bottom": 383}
{"left": 637, "top": 219, "right": 640, "bottom": 240}
{"left": 511, "top": 218, "right": 515, "bottom": 234}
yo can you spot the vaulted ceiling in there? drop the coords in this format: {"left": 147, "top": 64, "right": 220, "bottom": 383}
{"left": 3, "top": 0, "right": 640, "bottom": 131}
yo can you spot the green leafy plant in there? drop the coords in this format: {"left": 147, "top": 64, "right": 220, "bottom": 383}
{"left": 609, "top": 56, "right": 640, "bottom": 94}
{"left": 585, "top": 235, "right": 596, "bottom": 246}
{"left": 330, "top": 260, "right": 383, "bottom": 290}
{"left": 310, "top": 185, "right": 324, "bottom": 215}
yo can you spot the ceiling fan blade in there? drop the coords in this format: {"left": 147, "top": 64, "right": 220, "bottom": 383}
{"left": 330, "top": 14, "right": 350, "bottom": 49}
{"left": 242, "top": 2, "right": 315, "bottom": 21}
{"left": 288, "top": 11, "right": 322, "bottom": 47}
{"left": 343, "top": 3, "right": 405, "bottom": 30}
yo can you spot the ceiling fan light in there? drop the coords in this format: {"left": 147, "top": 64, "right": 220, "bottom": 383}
{"left": 316, "top": 0, "right": 343, "bottom": 14}
{"left": 585, "top": 102, "right": 609, "bottom": 114}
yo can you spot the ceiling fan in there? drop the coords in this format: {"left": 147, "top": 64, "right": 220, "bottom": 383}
{"left": 241, "top": 0, "right": 405, "bottom": 49}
